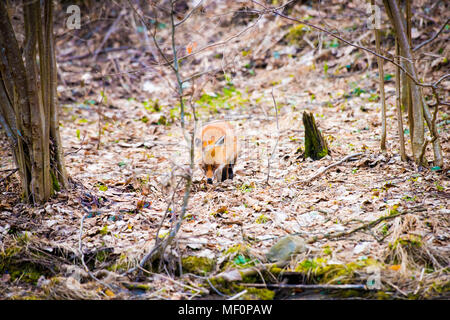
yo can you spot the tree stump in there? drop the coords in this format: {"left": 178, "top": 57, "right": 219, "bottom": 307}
{"left": 303, "top": 111, "right": 328, "bottom": 160}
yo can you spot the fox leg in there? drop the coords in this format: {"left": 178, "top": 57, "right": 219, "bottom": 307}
{"left": 220, "top": 164, "right": 234, "bottom": 182}
{"left": 227, "top": 164, "right": 234, "bottom": 180}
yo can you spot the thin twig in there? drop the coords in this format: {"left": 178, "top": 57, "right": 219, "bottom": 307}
{"left": 0, "top": 168, "right": 18, "bottom": 183}
{"left": 383, "top": 279, "right": 408, "bottom": 297}
{"left": 64, "top": 133, "right": 86, "bottom": 156}
{"left": 78, "top": 207, "right": 116, "bottom": 292}
{"left": 125, "top": 0, "right": 196, "bottom": 275}
{"left": 174, "top": 0, "right": 205, "bottom": 27}
{"left": 227, "top": 290, "right": 248, "bottom": 300}
{"left": 137, "top": 266, "right": 208, "bottom": 295}
{"left": 250, "top": 1, "right": 447, "bottom": 92}
{"left": 92, "top": 10, "right": 125, "bottom": 61}
{"left": 154, "top": 177, "right": 184, "bottom": 244}
{"left": 57, "top": 46, "right": 130, "bottom": 62}
{"left": 289, "top": 152, "right": 363, "bottom": 186}
{"left": 126, "top": 0, "right": 177, "bottom": 75}
{"left": 305, "top": 206, "right": 426, "bottom": 244}
{"left": 239, "top": 283, "right": 369, "bottom": 290}
{"left": 151, "top": 14, "right": 264, "bottom": 68}
{"left": 413, "top": 18, "right": 449, "bottom": 52}
{"left": 266, "top": 88, "right": 280, "bottom": 185}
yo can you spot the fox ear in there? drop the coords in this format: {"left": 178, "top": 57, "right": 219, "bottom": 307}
{"left": 215, "top": 135, "right": 225, "bottom": 146}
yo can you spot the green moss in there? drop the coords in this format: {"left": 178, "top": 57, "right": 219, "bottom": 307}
{"left": 239, "top": 182, "right": 254, "bottom": 193}
{"left": 221, "top": 244, "right": 259, "bottom": 270}
{"left": 427, "top": 280, "right": 450, "bottom": 296}
{"left": 10, "top": 294, "right": 42, "bottom": 300}
{"left": 10, "top": 267, "right": 42, "bottom": 284}
{"left": 208, "top": 278, "right": 275, "bottom": 299}
{"left": 294, "top": 257, "right": 379, "bottom": 284}
{"left": 255, "top": 214, "right": 269, "bottom": 224}
{"left": 195, "top": 85, "right": 249, "bottom": 116}
{"left": 242, "top": 287, "right": 275, "bottom": 300}
{"left": 123, "top": 283, "right": 152, "bottom": 291}
{"left": 1, "top": 246, "right": 44, "bottom": 285}
{"left": 96, "top": 250, "right": 109, "bottom": 263}
{"left": 240, "top": 273, "right": 260, "bottom": 284}
{"left": 50, "top": 170, "right": 60, "bottom": 192}
{"left": 21, "top": 295, "right": 41, "bottom": 300}
{"left": 322, "top": 246, "right": 332, "bottom": 256}
{"left": 303, "top": 112, "right": 328, "bottom": 160}
{"left": 224, "top": 244, "right": 249, "bottom": 256}
{"left": 269, "top": 266, "right": 283, "bottom": 275}
{"left": 286, "top": 24, "right": 311, "bottom": 44}
{"left": 106, "top": 253, "right": 132, "bottom": 272}
{"left": 182, "top": 256, "right": 215, "bottom": 275}
{"left": 335, "top": 289, "right": 364, "bottom": 299}
{"left": 393, "top": 235, "right": 422, "bottom": 248}
{"left": 208, "top": 277, "right": 235, "bottom": 296}
{"left": 376, "top": 291, "right": 392, "bottom": 300}
{"left": 0, "top": 246, "right": 22, "bottom": 273}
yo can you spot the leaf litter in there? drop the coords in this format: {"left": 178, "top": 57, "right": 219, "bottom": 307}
{"left": 0, "top": 0, "right": 449, "bottom": 300}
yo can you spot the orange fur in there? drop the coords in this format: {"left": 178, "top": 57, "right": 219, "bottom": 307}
{"left": 197, "top": 121, "right": 238, "bottom": 182}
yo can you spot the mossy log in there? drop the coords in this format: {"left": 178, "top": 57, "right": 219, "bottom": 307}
{"left": 302, "top": 111, "right": 328, "bottom": 160}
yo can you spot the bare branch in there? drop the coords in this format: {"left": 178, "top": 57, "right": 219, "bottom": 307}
{"left": 413, "top": 18, "right": 449, "bottom": 52}
{"left": 240, "top": 283, "right": 370, "bottom": 291}
{"left": 266, "top": 88, "right": 280, "bottom": 185}
{"left": 154, "top": 14, "right": 264, "bottom": 68}
{"left": 250, "top": 0, "right": 446, "bottom": 92}
{"left": 174, "top": 0, "right": 205, "bottom": 27}
{"left": 289, "top": 153, "right": 363, "bottom": 186}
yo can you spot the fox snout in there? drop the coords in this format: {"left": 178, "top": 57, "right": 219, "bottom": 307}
{"left": 205, "top": 164, "right": 215, "bottom": 184}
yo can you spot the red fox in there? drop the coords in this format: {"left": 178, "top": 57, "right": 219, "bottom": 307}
{"left": 195, "top": 121, "right": 238, "bottom": 184}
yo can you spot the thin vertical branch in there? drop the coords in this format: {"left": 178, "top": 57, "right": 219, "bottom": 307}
{"left": 46, "top": 0, "right": 68, "bottom": 188}
{"left": 36, "top": 0, "right": 52, "bottom": 198}
{"left": 422, "top": 86, "right": 443, "bottom": 167}
{"left": 372, "top": 0, "right": 387, "bottom": 152}
{"left": 266, "top": 88, "right": 280, "bottom": 185}
{"left": 170, "top": 0, "right": 186, "bottom": 129}
{"left": 404, "top": 0, "right": 413, "bottom": 152}
{"left": 125, "top": 0, "right": 195, "bottom": 273}
{"left": 395, "top": 39, "right": 407, "bottom": 161}
{"left": 156, "top": 0, "right": 194, "bottom": 268}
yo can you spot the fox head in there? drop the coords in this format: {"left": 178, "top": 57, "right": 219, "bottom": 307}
{"left": 197, "top": 135, "right": 225, "bottom": 184}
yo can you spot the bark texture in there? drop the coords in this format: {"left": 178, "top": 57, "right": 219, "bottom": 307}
{"left": 0, "top": 1, "right": 67, "bottom": 203}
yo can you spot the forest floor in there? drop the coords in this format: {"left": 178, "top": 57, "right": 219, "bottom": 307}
{"left": 0, "top": 1, "right": 449, "bottom": 300}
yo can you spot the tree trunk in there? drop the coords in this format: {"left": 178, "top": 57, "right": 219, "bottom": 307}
{"left": 303, "top": 112, "right": 328, "bottom": 160}
{"left": 384, "top": 0, "right": 443, "bottom": 166}
{"left": 383, "top": 0, "right": 425, "bottom": 164}
{"left": 0, "top": 1, "right": 67, "bottom": 203}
